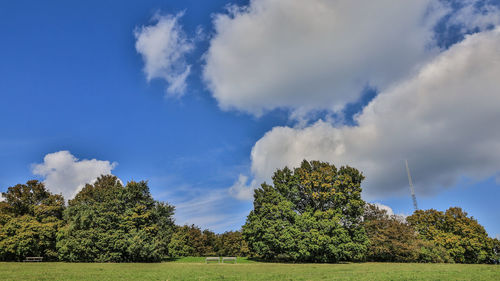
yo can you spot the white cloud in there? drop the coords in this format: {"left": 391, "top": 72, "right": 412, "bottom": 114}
{"left": 373, "top": 203, "right": 394, "bottom": 217}
{"left": 204, "top": 0, "right": 448, "bottom": 117}
{"left": 32, "top": 151, "right": 117, "bottom": 200}
{"left": 0, "top": 194, "right": 4, "bottom": 202}
{"left": 135, "top": 13, "right": 193, "bottom": 97}
{"left": 237, "top": 27, "right": 500, "bottom": 200}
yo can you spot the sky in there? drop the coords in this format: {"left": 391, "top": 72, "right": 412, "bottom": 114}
{"left": 1, "top": 0, "right": 499, "bottom": 237}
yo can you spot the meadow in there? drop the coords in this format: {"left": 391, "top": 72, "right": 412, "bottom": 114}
{"left": 1, "top": 258, "right": 499, "bottom": 281}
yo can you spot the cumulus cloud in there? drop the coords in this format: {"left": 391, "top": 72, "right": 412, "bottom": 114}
{"left": 32, "top": 151, "right": 117, "bottom": 200}
{"left": 235, "top": 27, "right": 500, "bottom": 200}
{"left": 135, "top": 13, "right": 193, "bottom": 97}
{"left": 204, "top": 0, "right": 448, "bottom": 117}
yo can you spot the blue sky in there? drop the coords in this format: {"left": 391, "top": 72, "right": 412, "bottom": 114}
{"left": 1, "top": 0, "right": 499, "bottom": 237}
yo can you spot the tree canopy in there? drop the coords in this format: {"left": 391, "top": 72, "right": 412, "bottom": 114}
{"left": 407, "top": 207, "right": 499, "bottom": 263}
{"left": 167, "top": 225, "right": 250, "bottom": 258}
{"left": 243, "top": 160, "right": 368, "bottom": 262}
{"left": 1, "top": 168, "right": 498, "bottom": 264}
{"left": 0, "top": 180, "right": 64, "bottom": 261}
{"left": 57, "top": 175, "right": 175, "bottom": 262}
{"left": 363, "top": 203, "right": 451, "bottom": 263}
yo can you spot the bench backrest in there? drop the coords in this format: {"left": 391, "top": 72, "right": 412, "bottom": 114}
{"left": 24, "top": 257, "right": 43, "bottom": 261}
{"left": 222, "top": 257, "right": 237, "bottom": 263}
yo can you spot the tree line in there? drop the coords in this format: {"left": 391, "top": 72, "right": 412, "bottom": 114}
{"left": 1, "top": 160, "right": 499, "bottom": 263}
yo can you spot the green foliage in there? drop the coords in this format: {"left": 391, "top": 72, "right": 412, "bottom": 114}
{"left": 363, "top": 203, "right": 452, "bottom": 263}
{"left": 168, "top": 225, "right": 209, "bottom": 257}
{"left": 56, "top": 175, "right": 175, "bottom": 262}
{"left": 414, "top": 240, "right": 452, "bottom": 263}
{"left": 167, "top": 226, "right": 251, "bottom": 258}
{"left": 0, "top": 180, "right": 64, "bottom": 261}
{"left": 216, "top": 231, "right": 250, "bottom": 257}
{"left": 243, "top": 160, "right": 368, "bottom": 262}
{"left": 407, "top": 207, "right": 497, "bottom": 263}
{"left": 364, "top": 204, "right": 417, "bottom": 262}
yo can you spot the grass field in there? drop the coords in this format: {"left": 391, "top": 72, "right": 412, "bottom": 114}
{"left": 1, "top": 258, "right": 499, "bottom": 280}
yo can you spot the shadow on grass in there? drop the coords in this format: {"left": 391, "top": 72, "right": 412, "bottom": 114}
{"left": 161, "top": 257, "right": 181, "bottom": 262}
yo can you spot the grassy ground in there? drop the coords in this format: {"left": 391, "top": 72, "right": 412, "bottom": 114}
{"left": 1, "top": 258, "right": 499, "bottom": 281}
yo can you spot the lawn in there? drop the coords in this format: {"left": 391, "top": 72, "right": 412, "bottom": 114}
{"left": 1, "top": 258, "right": 499, "bottom": 281}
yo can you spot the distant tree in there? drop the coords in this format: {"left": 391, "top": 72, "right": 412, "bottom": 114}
{"left": 407, "top": 207, "right": 497, "bottom": 263}
{"left": 167, "top": 225, "right": 211, "bottom": 257}
{"left": 243, "top": 160, "right": 368, "bottom": 262}
{"left": 363, "top": 203, "right": 451, "bottom": 263}
{"left": 167, "top": 227, "right": 251, "bottom": 257}
{"left": 364, "top": 204, "right": 416, "bottom": 262}
{"left": 202, "top": 229, "right": 218, "bottom": 256}
{"left": 216, "top": 231, "right": 250, "bottom": 257}
{"left": 57, "top": 175, "right": 175, "bottom": 262}
{"left": 0, "top": 180, "right": 64, "bottom": 261}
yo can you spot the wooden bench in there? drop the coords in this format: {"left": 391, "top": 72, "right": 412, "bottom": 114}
{"left": 23, "top": 257, "right": 43, "bottom": 262}
{"left": 222, "top": 257, "right": 237, "bottom": 264}
{"left": 205, "top": 257, "right": 220, "bottom": 264}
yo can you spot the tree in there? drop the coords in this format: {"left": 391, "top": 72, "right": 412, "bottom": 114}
{"left": 243, "top": 160, "right": 368, "bottom": 262}
{"left": 56, "top": 175, "right": 175, "bottom": 262}
{"left": 364, "top": 204, "right": 416, "bottom": 262}
{"left": 167, "top": 225, "right": 212, "bottom": 257}
{"left": 407, "top": 207, "right": 497, "bottom": 263}
{"left": 216, "top": 231, "right": 250, "bottom": 257}
{"left": 363, "top": 203, "right": 451, "bottom": 263}
{"left": 0, "top": 180, "right": 64, "bottom": 261}
{"left": 167, "top": 227, "right": 251, "bottom": 258}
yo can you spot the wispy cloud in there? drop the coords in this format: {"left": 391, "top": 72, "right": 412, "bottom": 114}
{"left": 135, "top": 12, "right": 194, "bottom": 97}
{"left": 155, "top": 185, "right": 249, "bottom": 233}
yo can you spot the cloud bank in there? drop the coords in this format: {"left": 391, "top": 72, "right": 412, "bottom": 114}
{"left": 235, "top": 27, "right": 500, "bottom": 200}
{"left": 135, "top": 13, "right": 193, "bottom": 97}
{"left": 204, "top": 0, "right": 448, "bottom": 117}
{"left": 32, "top": 151, "right": 117, "bottom": 200}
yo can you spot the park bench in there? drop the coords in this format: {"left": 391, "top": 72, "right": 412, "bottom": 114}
{"left": 205, "top": 257, "right": 220, "bottom": 264}
{"left": 222, "top": 257, "right": 237, "bottom": 264}
{"left": 23, "top": 257, "right": 43, "bottom": 262}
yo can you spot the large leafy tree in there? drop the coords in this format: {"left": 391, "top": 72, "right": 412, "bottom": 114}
{"left": 0, "top": 180, "right": 65, "bottom": 261}
{"left": 407, "top": 207, "right": 498, "bottom": 263}
{"left": 363, "top": 204, "right": 451, "bottom": 263}
{"left": 57, "top": 175, "right": 175, "bottom": 262}
{"left": 243, "top": 160, "right": 368, "bottom": 262}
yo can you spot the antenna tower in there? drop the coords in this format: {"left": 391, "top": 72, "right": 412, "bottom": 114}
{"left": 405, "top": 160, "right": 418, "bottom": 211}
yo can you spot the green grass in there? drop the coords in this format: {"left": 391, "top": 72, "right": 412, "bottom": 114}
{"left": 1, "top": 261, "right": 499, "bottom": 280}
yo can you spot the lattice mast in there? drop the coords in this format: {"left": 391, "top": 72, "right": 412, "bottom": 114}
{"left": 405, "top": 160, "right": 418, "bottom": 211}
